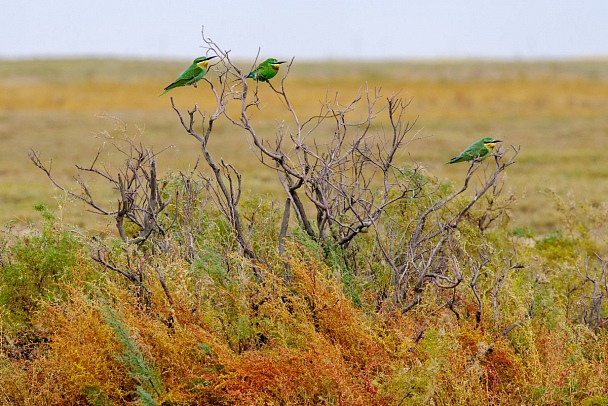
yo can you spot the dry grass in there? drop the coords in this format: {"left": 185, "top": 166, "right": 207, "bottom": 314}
{"left": 1, "top": 58, "right": 607, "bottom": 233}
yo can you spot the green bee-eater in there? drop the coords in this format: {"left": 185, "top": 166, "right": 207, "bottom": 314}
{"left": 159, "top": 56, "right": 217, "bottom": 96}
{"left": 445, "top": 137, "right": 502, "bottom": 164}
{"left": 246, "top": 58, "right": 286, "bottom": 82}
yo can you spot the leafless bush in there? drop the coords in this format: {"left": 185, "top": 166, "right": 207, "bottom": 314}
{"left": 171, "top": 35, "right": 429, "bottom": 272}
{"left": 31, "top": 32, "right": 524, "bottom": 324}
{"left": 371, "top": 147, "right": 520, "bottom": 313}
{"left": 29, "top": 120, "right": 169, "bottom": 247}
{"left": 29, "top": 120, "right": 175, "bottom": 308}
{"left": 576, "top": 254, "right": 608, "bottom": 330}
{"left": 236, "top": 78, "right": 426, "bottom": 249}
{"left": 167, "top": 33, "right": 524, "bottom": 320}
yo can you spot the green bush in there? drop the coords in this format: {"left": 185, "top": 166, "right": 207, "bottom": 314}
{"left": 0, "top": 204, "right": 82, "bottom": 326}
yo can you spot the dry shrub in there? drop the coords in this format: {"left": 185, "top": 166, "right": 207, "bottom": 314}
{"left": 0, "top": 244, "right": 401, "bottom": 405}
{"left": 221, "top": 344, "right": 389, "bottom": 405}
{"left": 517, "top": 321, "right": 608, "bottom": 405}
{"left": 4, "top": 238, "right": 608, "bottom": 405}
{"left": 451, "top": 327, "right": 525, "bottom": 404}
{"left": 0, "top": 275, "right": 233, "bottom": 405}
{"left": 0, "top": 283, "right": 128, "bottom": 405}
{"left": 188, "top": 243, "right": 400, "bottom": 404}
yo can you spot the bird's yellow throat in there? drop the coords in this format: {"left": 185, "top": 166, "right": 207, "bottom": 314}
{"left": 485, "top": 142, "right": 497, "bottom": 150}
{"left": 197, "top": 61, "right": 210, "bottom": 69}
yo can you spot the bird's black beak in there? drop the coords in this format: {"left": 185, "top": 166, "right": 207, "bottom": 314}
{"left": 277, "top": 61, "right": 287, "bottom": 64}
{"left": 493, "top": 139, "right": 502, "bottom": 143}
{"left": 206, "top": 56, "right": 218, "bottom": 60}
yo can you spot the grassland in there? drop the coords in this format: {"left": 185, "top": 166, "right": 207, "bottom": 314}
{"left": 2, "top": 58, "right": 608, "bottom": 405}
{"left": 1, "top": 58, "right": 607, "bottom": 234}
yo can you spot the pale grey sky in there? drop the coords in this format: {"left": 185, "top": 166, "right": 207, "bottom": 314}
{"left": 1, "top": 0, "right": 607, "bottom": 60}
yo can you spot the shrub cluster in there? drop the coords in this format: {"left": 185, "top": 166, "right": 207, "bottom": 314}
{"left": 2, "top": 37, "right": 608, "bottom": 405}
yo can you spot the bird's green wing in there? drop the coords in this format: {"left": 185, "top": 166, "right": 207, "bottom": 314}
{"left": 190, "top": 68, "right": 209, "bottom": 84}
{"left": 159, "top": 64, "right": 205, "bottom": 96}
{"left": 247, "top": 60, "right": 276, "bottom": 82}
{"left": 462, "top": 142, "right": 490, "bottom": 160}
{"left": 445, "top": 140, "right": 490, "bottom": 164}
{"left": 176, "top": 64, "right": 203, "bottom": 82}
{"left": 258, "top": 62, "right": 279, "bottom": 82}
{"left": 247, "top": 65, "right": 264, "bottom": 81}
{"left": 160, "top": 77, "right": 194, "bottom": 95}
{"left": 445, "top": 154, "right": 467, "bottom": 164}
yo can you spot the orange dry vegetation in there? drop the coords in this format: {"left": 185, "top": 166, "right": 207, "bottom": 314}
{"left": 2, "top": 239, "right": 608, "bottom": 405}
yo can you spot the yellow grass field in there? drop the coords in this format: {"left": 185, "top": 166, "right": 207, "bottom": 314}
{"left": 1, "top": 58, "right": 607, "bottom": 234}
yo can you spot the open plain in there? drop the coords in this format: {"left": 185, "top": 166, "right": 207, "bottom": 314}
{"left": 1, "top": 58, "right": 607, "bottom": 233}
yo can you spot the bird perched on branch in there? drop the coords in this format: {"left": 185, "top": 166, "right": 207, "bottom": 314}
{"left": 159, "top": 56, "right": 217, "bottom": 96}
{"left": 246, "top": 58, "right": 286, "bottom": 82}
{"left": 445, "top": 137, "right": 502, "bottom": 164}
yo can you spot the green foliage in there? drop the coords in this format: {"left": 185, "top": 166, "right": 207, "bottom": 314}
{"left": 2, "top": 192, "right": 608, "bottom": 404}
{"left": 582, "top": 396, "right": 608, "bottom": 406}
{"left": 82, "top": 385, "right": 112, "bottom": 406}
{"left": 0, "top": 204, "right": 81, "bottom": 326}
{"left": 536, "top": 230, "right": 576, "bottom": 261}
{"left": 509, "top": 226, "right": 535, "bottom": 238}
{"left": 545, "top": 190, "right": 608, "bottom": 256}
{"left": 102, "top": 304, "right": 165, "bottom": 405}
